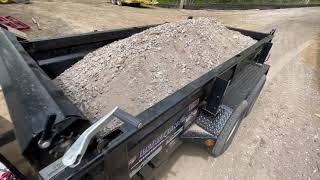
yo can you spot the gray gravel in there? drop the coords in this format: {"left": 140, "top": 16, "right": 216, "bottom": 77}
{"left": 55, "top": 18, "right": 256, "bottom": 126}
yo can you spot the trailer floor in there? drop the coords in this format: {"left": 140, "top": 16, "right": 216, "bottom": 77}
{"left": 0, "top": 2, "right": 319, "bottom": 179}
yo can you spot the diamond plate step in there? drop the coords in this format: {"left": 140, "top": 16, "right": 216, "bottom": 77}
{"left": 196, "top": 105, "right": 233, "bottom": 137}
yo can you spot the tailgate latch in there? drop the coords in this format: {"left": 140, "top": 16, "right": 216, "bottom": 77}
{"left": 62, "top": 107, "right": 143, "bottom": 167}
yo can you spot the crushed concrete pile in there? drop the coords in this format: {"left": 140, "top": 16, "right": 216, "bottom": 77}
{"left": 55, "top": 18, "right": 256, "bottom": 125}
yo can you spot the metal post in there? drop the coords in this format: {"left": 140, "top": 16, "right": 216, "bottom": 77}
{"left": 179, "top": 0, "right": 185, "bottom": 9}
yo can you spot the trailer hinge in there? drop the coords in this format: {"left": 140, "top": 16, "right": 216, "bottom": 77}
{"left": 38, "top": 114, "right": 57, "bottom": 149}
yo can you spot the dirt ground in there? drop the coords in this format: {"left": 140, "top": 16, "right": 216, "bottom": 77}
{"left": 0, "top": 1, "right": 319, "bottom": 179}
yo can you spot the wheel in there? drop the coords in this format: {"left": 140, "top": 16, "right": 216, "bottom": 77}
{"left": 116, "top": 0, "right": 123, "bottom": 6}
{"left": 111, "top": 0, "right": 116, "bottom": 4}
{"left": 211, "top": 100, "right": 248, "bottom": 157}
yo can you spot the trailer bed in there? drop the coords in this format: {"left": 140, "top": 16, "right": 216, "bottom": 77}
{"left": 0, "top": 24, "right": 274, "bottom": 180}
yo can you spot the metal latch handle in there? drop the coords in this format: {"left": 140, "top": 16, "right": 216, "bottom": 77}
{"left": 62, "top": 107, "right": 143, "bottom": 167}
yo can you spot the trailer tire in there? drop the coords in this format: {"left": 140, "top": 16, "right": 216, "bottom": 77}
{"left": 211, "top": 100, "right": 248, "bottom": 157}
{"left": 111, "top": 0, "right": 117, "bottom": 4}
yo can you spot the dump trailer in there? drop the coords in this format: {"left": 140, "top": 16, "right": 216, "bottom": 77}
{"left": 0, "top": 24, "right": 274, "bottom": 180}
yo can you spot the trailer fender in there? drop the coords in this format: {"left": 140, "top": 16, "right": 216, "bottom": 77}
{"left": 211, "top": 100, "right": 248, "bottom": 157}
{"left": 245, "top": 75, "right": 267, "bottom": 117}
